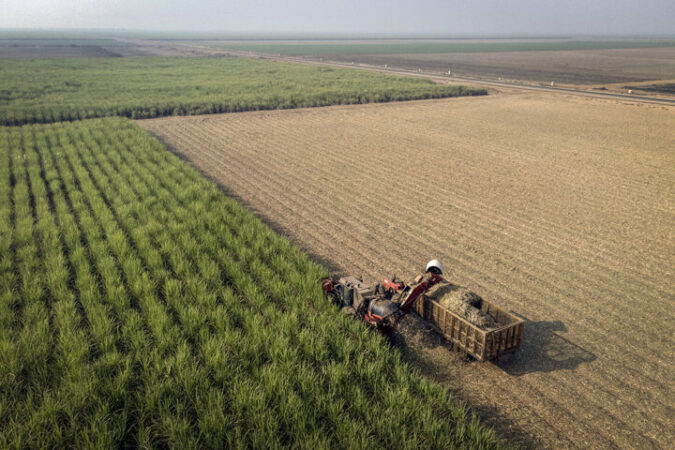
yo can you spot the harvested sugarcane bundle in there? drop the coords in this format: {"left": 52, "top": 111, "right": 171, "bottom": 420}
{"left": 425, "top": 283, "right": 497, "bottom": 330}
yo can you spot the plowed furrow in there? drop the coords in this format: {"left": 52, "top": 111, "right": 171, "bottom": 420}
{"left": 267, "top": 109, "right": 674, "bottom": 286}
{"left": 211, "top": 110, "right": 672, "bottom": 297}
{"left": 267, "top": 100, "right": 674, "bottom": 272}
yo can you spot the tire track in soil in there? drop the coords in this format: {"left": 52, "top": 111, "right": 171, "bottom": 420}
{"left": 139, "top": 94, "right": 675, "bottom": 449}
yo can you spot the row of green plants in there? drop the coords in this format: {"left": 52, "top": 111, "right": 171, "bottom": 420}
{"left": 0, "top": 57, "right": 486, "bottom": 125}
{"left": 0, "top": 118, "right": 501, "bottom": 448}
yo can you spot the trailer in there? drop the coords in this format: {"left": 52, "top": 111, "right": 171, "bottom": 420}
{"left": 322, "top": 267, "right": 524, "bottom": 362}
{"left": 413, "top": 294, "right": 524, "bottom": 361}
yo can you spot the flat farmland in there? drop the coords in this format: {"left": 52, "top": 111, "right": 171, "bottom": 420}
{"left": 213, "top": 39, "right": 675, "bottom": 85}
{"left": 140, "top": 93, "right": 675, "bottom": 448}
{"left": 0, "top": 57, "right": 481, "bottom": 126}
{"left": 324, "top": 47, "right": 675, "bottom": 85}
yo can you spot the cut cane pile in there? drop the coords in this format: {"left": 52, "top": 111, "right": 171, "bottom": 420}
{"left": 426, "top": 283, "right": 497, "bottom": 330}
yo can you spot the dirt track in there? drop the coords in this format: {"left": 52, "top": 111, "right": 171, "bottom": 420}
{"left": 140, "top": 93, "right": 675, "bottom": 448}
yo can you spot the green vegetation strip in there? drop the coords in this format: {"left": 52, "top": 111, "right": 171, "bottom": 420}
{"left": 220, "top": 39, "right": 675, "bottom": 56}
{"left": 0, "top": 57, "right": 485, "bottom": 125}
{"left": 0, "top": 38, "right": 126, "bottom": 47}
{"left": 0, "top": 117, "right": 500, "bottom": 448}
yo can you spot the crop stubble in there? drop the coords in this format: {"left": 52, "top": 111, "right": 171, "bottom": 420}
{"left": 140, "top": 92, "right": 675, "bottom": 448}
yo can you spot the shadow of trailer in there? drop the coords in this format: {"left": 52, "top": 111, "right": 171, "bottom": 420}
{"left": 413, "top": 295, "right": 524, "bottom": 362}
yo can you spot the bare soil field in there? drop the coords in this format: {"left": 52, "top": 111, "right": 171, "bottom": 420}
{"left": 323, "top": 47, "right": 675, "bottom": 85}
{"left": 140, "top": 93, "right": 675, "bottom": 448}
{"left": 622, "top": 81, "right": 675, "bottom": 95}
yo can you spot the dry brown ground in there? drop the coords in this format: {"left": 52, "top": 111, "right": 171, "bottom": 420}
{"left": 325, "top": 47, "right": 675, "bottom": 85}
{"left": 140, "top": 92, "right": 675, "bottom": 449}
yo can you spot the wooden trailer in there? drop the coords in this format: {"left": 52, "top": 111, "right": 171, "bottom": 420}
{"left": 413, "top": 294, "right": 524, "bottom": 361}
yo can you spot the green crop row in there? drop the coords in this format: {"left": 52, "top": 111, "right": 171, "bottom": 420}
{"left": 0, "top": 57, "right": 486, "bottom": 126}
{"left": 0, "top": 118, "right": 501, "bottom": 448}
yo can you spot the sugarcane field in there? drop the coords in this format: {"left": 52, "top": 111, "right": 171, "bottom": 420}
{"left": 1, "top": 4, "right": 674, "bottom": 448}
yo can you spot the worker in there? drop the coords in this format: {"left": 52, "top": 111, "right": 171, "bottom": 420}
{"left": 392, "top": 259, "right": 445, "bottom": 315}
{"left": 378, "top": 259, "right": 444, "bottom": 298}
{"left": 413, "top": 259, "right": 444, "bottom": 284}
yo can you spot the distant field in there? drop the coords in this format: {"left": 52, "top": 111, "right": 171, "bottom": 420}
{"left": 210, "top": 38, "right": 675, "bottom": 85}
{"left": 0, "top": 117, "right": 500, "bottom": 448}
{"left": 0, "top": 34, "right": 131, "bottom": 59}
{"left": 0, "top": 30, "right": 116, "bottom": 40}
{"left": 218, "top": 39, "right": 675, "bottom": 55}
{"left": 0, "top": 57, "right": 484, "bottom": 125}
{"left": 0, "top": 39, "right": 127, "bottom": 59}
{"left": 0, "top": 30, "right": 130, "bottom": 57}
{"left": 332, "top": 47, "right": 675, "bottom": 85}
{"left": 0, "top": 38, "right": 126, "bottom": 47}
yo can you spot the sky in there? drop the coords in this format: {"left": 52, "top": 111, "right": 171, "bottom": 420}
{"left": 2, "top": 0, "right": 674, "bottom": 35}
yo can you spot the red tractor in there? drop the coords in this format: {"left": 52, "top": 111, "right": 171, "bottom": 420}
{"left": 321, "top": 260, "right": 444, "bottom": 330}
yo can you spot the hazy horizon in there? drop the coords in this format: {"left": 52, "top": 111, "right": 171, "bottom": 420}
{"left": 3, "top": 1, "right": 674, "bottom": 36}
{"left": 3, "top": 29, "right": 675, "bottom": 39}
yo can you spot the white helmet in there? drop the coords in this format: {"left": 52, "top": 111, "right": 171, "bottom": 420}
{"left": 425, "top": 259, "right": 443, "bottom": 274}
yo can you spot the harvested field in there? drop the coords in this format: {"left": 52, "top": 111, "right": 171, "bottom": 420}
{"left": 140, "top": 93, "right": 675, "bottom": 448}
{"left": 624, "top": 82, "right": 675, "bottom": 95}
{"left": 324, "top": 47, "right": 675, "bottom": 85}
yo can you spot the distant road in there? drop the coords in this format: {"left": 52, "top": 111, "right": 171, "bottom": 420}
{"left": 278, "top": 55, "right": 675, "bottom": 106}
{"left": 118, "top": 38, "right": 675, "bottom": 106}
